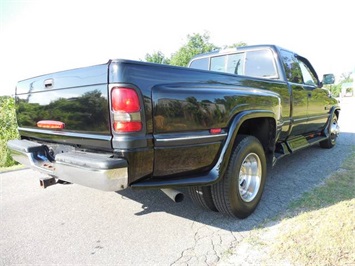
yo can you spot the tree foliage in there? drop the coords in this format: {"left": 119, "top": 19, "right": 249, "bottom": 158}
{"left": 144, "top": 32, "right": 247, "bottom": 67}
{"left": 0, "top": 96, "right": 19, "bottom": 167}
{"left": 227, "top": 42, "right": 248, "bottom": 48}
{"left": 339, "top": 72, "right": 353, "bottom": 83}
{"left": 145, "top": 51, "right": 170, "bottom": 64}
{"left": 324, "top": 72, "right": 353, "bottom": 97}
{"left": 145, "top": 32, "right": 247, "bottom": 66}
{"left": 169, "top": 32, "right": 218, "bottom": 67}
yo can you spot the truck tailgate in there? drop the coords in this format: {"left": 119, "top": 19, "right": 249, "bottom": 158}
{"left": 15, "top": 63, "right": 112, "bottom": 150}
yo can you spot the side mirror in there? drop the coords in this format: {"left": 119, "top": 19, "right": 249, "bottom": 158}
{"left": 323, "top": 74, "right": 335, "bottom": 85}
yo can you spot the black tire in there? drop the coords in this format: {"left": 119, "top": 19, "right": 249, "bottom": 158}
{"left": 188, "top": 186, "right": 218, "bottom": 212}
{"left": 211, "top": 135, "right": 267, "bottom": 219}
{"left": 320, "top": 115, "right": 339, "bottom": 149}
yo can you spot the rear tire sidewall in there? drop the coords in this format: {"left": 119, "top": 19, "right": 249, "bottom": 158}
{"left": 188, "top": 186, "right": 218, "bottom": 212}
{"left": 227, "top": 136, "right": 267, "bottom": 218}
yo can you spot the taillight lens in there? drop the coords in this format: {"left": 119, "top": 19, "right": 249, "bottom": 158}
{"left": 113, "top": 121, "right": 142, "bottom": 132}
{"left": 111, "top": 88, "right": 140, "bottom": 112}
{"left": 111, "top": 87, "right": 142, "bottom": 133}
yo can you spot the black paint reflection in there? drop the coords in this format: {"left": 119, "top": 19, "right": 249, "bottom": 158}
{"left": 17, "top": 89, "right": 109, "bottom": 133}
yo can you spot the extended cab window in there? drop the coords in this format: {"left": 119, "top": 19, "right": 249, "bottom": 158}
{"left": 189, "top": 57, "right": 209, "bottom": 70}
{"left": 244, "top": 49, "right": 277, "bottom": 78}
{"left": 210, "top": 53, "right": 245, "bottom": 74}
{"left": 192, "top": 48, "right": 277, "bottom": 79}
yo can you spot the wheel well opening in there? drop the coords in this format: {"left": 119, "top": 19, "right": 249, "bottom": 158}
{"left": 237, "top": 117, "right": 276, "bottom": 154}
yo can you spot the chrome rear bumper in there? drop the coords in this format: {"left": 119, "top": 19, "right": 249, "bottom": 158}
{"left": 7, "top": 139, "right": 128, "bottom": 191}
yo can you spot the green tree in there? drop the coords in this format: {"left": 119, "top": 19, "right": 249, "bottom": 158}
{"left": 339, "top": 72, "right": 353, "bottom": 83}
{"left": 227, "top": 42, "right": 247, "bottom": 48}
{"left": 169, "top": 32, "right": 218, "bottom": 67}
{"left": 145, "top": 51, "right": 170, "bottom": 64}
{"left": 144, "top": 32, "right": 247, "bottom": 67}
{"left": 0, "top": 96, "right": 19, "bottom": 167}
{"left": 324, "top": 72, "right": 353, "bottom": 97}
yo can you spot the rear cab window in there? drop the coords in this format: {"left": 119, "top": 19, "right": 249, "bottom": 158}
{"left": 244, "top": 49, "right": 278, "bottom": 78}
{"left": 189, "top": 48, "right": 278, "bottom": 79}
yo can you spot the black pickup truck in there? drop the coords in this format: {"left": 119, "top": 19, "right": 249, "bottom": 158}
{"left": 8, "top": 44, "right": 340, "bottom": 218}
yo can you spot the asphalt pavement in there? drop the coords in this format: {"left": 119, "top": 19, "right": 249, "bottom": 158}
{"left": 1, "top": 97, "right": 354, "bottom": 265}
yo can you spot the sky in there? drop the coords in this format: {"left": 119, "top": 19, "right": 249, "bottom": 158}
{"left": 0, "top": 0, "right": 354, "bottom": 96}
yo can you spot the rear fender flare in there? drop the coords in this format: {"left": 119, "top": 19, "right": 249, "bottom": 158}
{"left": 212, "top": 110, "right": 276, "bottom": 184}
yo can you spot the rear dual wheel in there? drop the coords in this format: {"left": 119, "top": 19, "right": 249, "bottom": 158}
{"left": 189, "top": 135, "right": 267, "bottom": 219}
{"left": 188, "top": 186, "right": 218, "bottom": 212}
{"left": 211, "top": 135, "right": 266, "bottom": 218}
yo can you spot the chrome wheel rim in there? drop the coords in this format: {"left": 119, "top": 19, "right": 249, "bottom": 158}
{"left": 330, "top": 117, "right": 340, "bottom": 144}
{"left": 238, "top": 153, "right": 262, "bottom": 202}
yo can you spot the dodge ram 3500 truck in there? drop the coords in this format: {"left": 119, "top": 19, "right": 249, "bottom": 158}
{"left": 8, "top": 44, "right": 340, "bottom": 218}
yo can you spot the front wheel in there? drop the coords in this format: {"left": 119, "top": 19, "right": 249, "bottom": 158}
{"left": 320, "top": 115, "right": 339, "bottom": 149}
{"left": 211, "top": 135, "right": 267, "bottom": 219}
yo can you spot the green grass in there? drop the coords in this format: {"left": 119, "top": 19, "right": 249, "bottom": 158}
{"left": 267, "top": 149, "right": 355, "bottom": 265}
{"left": 289, "top": 151, "right": 355, "bottom": 211}
{"left": 225, "top": 149, "right": 355, "bottom": 266}
{"left": 270, "top": 200, "right": 355, "bottom": 265}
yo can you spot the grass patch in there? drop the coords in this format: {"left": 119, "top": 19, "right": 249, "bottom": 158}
{"left": 289, "top": 151, "right": 355, "bottom": 210}
{"left": 270, "top": 199, "right": 355, "bottom": 265}
{"left": 224, "top": 149, "right": 355, "bottom": 266}
{"left": 267, "top": 149, "right": 355, "bottom": 265}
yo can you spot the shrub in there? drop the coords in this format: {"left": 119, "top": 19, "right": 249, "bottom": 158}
{"left": 0, "top": 96, "right": 19, "bottom": 167}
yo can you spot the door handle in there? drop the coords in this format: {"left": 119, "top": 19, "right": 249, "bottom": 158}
{"left": 44, "top": 79, "right": 53, "bottom": 89}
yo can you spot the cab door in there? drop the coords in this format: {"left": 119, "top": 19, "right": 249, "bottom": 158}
{"left": 298, "top": 58, "right": 330, "bottom": 133}
{"left": 280, "top": 50, "right": 309, "bottom": 136}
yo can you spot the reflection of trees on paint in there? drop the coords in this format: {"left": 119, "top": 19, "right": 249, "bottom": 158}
{"left": 155, "top": 90, "right": 280, "bottom": 132}
{"left": 155, "top": 96, "right": 228, "bottom": 131}
{"left": 17, "top": 90, "right": 109, "bottom": 132}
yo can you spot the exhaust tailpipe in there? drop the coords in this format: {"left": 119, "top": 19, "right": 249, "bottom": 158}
{"left": 161, "top": 188, "right": 184, "bottom": 203}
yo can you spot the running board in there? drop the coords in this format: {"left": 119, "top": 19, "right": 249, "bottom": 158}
{"left": 286, "top": 134, "right": 327, "bottom": 153}
{"left": 273, "top": 134, "right": 328, "bottom": 165}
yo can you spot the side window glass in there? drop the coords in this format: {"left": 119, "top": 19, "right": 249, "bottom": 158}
{"left": 280, "top": 50, "right": 303, "bottom": 83}
{"left": 189, "top": 57, "right": 209, "bottom": 70}
{"left": 227, "top": 53, "right": 245, "bottom": 75}
{"left": 244, "top": 49, "right": 277, "bottom": 78}
{"left": 210, "top": 53, "right": 245, "bottom": 74}
{"left": 299, "top": 61, "right": 317, "bottom": 86}
{"left": 210, "top": 55, "right": 226, "bottom": 72}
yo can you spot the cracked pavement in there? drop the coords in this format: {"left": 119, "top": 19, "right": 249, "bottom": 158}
{"left": 1, "top": 98, "right": 354, "bottom": 265}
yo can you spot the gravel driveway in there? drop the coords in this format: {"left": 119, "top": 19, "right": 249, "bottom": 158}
{"left": 1, "top": 97, "right": 354, "bottom": 265}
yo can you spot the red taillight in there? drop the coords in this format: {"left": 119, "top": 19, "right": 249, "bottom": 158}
{"left": 111, "top": 87, "right": 142, "bottom": 133}
{"left": 111, "top": 88, "right": 140, "bottom": 112}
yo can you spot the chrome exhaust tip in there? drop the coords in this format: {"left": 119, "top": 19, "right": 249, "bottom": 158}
{"left": 161, "top": 188, "right": 184, "bottom": 203}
